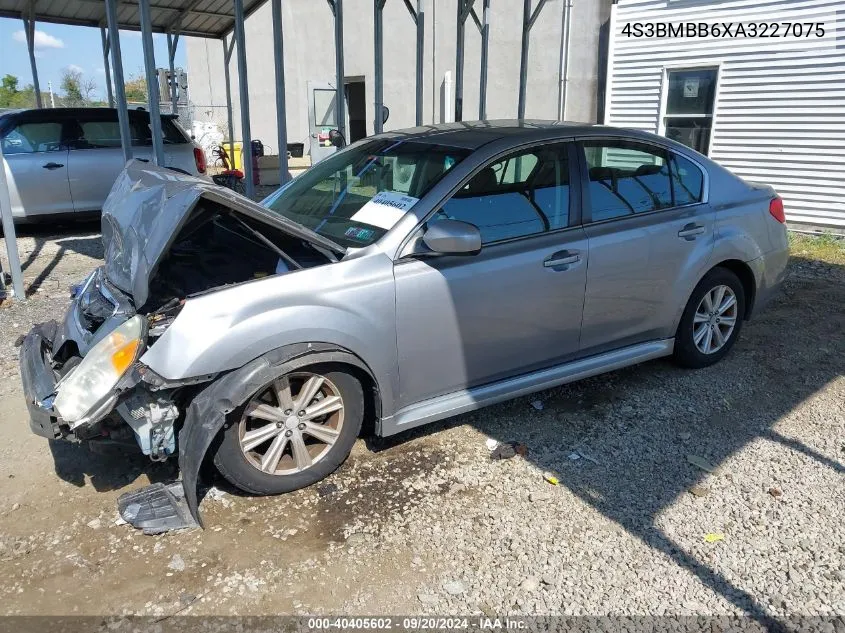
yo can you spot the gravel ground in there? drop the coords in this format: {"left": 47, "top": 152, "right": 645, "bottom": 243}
{"left": 0, "top": 229, "right": 843, "bottom": 626}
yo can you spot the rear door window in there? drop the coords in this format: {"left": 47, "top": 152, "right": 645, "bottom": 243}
{"left": 582, "top": 140, "right": 673, "bottom": 221}
{"left": 76, "top": 119, "right": 123, "bottom": 148}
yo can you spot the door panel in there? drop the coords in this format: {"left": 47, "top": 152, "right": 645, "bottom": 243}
{"left": 65, "top": 113, "right": 151, "bottom": 213}
{"left": 395, "top": 140, "right": 585, "bottom": 408}
{"left": 394, "top": 228, "right": 589, "bottom": 407}
{"left": 1, "top": 119, "right": 72, "bottom": 218}
{"left": 577, "top": 139, "right": 714, "bottom": 355}
{"left": 3, "top": 150, "right": 72, "bottom": 218}
{"left": 67, "top": 147, "right": 127, "bottom": 213}
{"left": 307, "top": 81, "right": 339, "bottom": 164}
{"left": 580, "top": 206, "right": 714, "bottom": 354}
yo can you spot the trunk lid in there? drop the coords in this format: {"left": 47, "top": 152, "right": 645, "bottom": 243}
{"left": 101, "top": 160, "right": 343, "bottom": 307}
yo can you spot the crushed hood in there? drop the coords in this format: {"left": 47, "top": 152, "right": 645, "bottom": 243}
{"left": 101, "top": 160, "right": 343, "bottom": 307}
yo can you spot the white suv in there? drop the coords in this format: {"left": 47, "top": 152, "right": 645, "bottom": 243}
{"left": 0, "top": 107, "right": 208, "bottom": 222}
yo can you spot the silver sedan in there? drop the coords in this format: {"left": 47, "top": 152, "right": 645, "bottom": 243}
{"left": 20, "top": 120, "right": 788, "bottom": 527}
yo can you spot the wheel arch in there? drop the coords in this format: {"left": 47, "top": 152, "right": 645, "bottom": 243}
{"left": 178, "top": 342, "right": 381, "bottom": 527}
{"left": 711, "top": 259, "right": 757, "bottom": 319}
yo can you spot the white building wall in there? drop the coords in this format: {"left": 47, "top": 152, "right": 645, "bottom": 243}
{"left": 186, "top": 0, "right": 610, "bottom": 155}
{"left": 606, "top": 0, "right": 845, "bottom": 229}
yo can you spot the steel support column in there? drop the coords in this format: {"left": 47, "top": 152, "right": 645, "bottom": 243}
{"left": 0, "top": 143, "right": 25, "bottom": 300}
{"left": 233, "top": 0, "right": 255, "bottom": 198}
{"left": 328, "top": 0, "right": 346, "bottom": 141}
{"left": 100, "top": 27, "right": 115, "bottom": 108}
{"left": 456, "top": 0, "right": 488, "bottom": 122}
{"left": 374, "top": 0, "right": 385, "bottom": 134}
{"left": 222, "top": 36, "right": 236, "bottom": 162}
{"left": 518, "top": 0, "right": 548, "bottom": 120}
{"left": 454, "top": 0, "right": 468, "bottom": 122}
{"left": 139, "top": 0, "right": 165, "bottom": 166}
{"left": 558, "top": 0, "right": 572, "bottom": 120}
{"left": 479, "top": 0, "right": 490, "bottom": 119}
{"left": 272, "top": 0, "right": 290, "bottom": 186}
{"left": 105, "top": 0, "right": 132, "bottom": 163}
{"left": 167, "top": 30, "right": 181, "bottom": 115}
{"left": 22, "top": 6, "right": 42, "bottom": 109}
{"left": 400, "top": 0, "right": 425, "bottom": 127}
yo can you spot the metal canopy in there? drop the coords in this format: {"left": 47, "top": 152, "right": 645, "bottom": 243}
{"left": 0, "top": 0, "right": 268, "bottom": 39}
{"left": 2, "top": 0, "right": 569, "bottom": 301}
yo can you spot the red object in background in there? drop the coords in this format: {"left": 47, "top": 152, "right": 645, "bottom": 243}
{"left": 193, "top": 147, "right": 207, "bottom": 174}
{"left": 769, "top": 197, "right": 785, "bottom": 224}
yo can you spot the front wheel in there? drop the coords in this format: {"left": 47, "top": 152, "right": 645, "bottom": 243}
{"left": 673, "top": 268, "right": 746, "bottom": 369}
{"left": 213, "top": 366, "right": 364, "bottom": 495}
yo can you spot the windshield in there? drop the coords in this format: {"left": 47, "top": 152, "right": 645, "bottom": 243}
{"left": 263, "top": 139, "right": 470, "bottom": 248}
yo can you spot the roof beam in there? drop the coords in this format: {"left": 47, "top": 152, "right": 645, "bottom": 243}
{"left": 21, "top": 0, "right": 235, "bottom": 21}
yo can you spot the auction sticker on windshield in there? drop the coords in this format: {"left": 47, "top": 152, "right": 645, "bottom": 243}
{"left": 350, "top": 191, "right": 419, "bottom": 230}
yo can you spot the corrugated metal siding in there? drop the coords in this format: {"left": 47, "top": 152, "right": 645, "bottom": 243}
{"left": 606, "top": 0, "right": 845, "bottom": 228}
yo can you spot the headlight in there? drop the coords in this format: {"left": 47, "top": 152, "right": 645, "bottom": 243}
{"left": 54, "top": 316, "right": 145, "bottom": 424}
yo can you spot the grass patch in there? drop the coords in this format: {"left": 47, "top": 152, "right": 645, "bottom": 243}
{"left": 789, "top": 232, "right": 845, "bottom": 265}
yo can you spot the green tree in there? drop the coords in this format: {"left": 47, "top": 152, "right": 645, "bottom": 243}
{"left": 9, "top": 85, "right": 37, "bottom": 108}
{"left": 0, "top": 75, "right": 38, "bottom": 108}
{"left": 124, "top": 74, "right": 147, "bottom": 103}
{"left": 0, "top": 74, "right": 20, "bottom": 107}
{"left": 61, "top": 68, "right": 85, "bottom": 106}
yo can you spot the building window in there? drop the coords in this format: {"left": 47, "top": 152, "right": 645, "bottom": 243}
{"left": 663, "top": 68, "right": 717, "bottom": 155}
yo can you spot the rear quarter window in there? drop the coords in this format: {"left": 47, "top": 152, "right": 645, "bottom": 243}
{"left": 671, "top": 154, "right": 705, "bottom": 205}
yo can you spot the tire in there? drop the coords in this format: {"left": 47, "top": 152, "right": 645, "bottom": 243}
{"left": 212, "top": 365, "right": 364, "bottom": 495}
{"left": 673, "top": 267, "right": 746, "bottom": 369}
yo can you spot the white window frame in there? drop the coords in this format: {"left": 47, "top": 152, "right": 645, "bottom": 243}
{"left": 657, "top": 62, "right": 722, "bottom": 156}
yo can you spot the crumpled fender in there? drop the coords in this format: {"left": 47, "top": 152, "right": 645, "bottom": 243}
{"left": 179, "top": 342, "right": 378, "bottom": 526}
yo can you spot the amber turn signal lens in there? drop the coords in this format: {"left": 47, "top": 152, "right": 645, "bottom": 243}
{"left": 111, "top": 338, "right": 141, "bottom": 374}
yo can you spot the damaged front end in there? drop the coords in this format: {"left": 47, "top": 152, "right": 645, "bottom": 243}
{"left": 20, "top": 160, "right": 344, "bottom": 531}
{"left": 20, "top": 272, "right": 198, "bottom": 462}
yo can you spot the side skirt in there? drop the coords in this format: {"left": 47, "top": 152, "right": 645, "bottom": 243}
{"left": 379, "top": 339, "right": 674, "bottom": 437}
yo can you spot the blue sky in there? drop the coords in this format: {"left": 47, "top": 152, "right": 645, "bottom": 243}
{"left": 0, "top": 18, "right": 187, "bottom": 101}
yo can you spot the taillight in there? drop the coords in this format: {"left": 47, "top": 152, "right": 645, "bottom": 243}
{"left": 193, "top": 147, "right": 207, "bottom": 174}
{"left": 769, "top": 197, "right": 785, "bottom": 224}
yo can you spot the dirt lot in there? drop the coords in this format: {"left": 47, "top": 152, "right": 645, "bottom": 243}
{"left": 0, "top": 229, "right": 843, "bottom": 624}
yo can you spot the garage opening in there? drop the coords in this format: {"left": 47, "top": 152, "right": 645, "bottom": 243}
{"left": 345, "top": 77, "right": 367, "bottom": 143}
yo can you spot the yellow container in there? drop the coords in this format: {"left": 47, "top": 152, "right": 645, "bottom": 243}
{"left": 224, "top": 141, "right": 244, "bottom": 170}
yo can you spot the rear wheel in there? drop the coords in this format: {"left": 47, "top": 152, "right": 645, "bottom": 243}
{"left": 673, "top": 268, "right": 746, "bottom": 369}
{"left": 213, "top": 366, "right": 363, "bottom": 495}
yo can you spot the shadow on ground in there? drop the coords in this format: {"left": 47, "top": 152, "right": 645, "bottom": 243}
{"left": 49, "top": 439, "right": 177, "bottom": 492}
{"left": 2, "top": 220, "right": 104, "bottom": 296}
{"left": 376, "top": 255, "right": 844, "bottom": 627}
{"left": 35, "top": 254, "right": 845, "bottom": 624}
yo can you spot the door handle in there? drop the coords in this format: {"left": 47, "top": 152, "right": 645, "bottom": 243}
{"left": 42, "top": 162, "right": 64, "bottom": 170}
{"left": 544, "top": 251, "right": 580, "bottom": 268}
{"left": 678, "top": 223, "right": 706, "bottom": 240}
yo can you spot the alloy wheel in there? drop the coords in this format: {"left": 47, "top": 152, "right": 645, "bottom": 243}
{"left": 693, "top": 284, "right": 738, "bottom": 355}
{"left": 238, "top": 372, "right": 344, "bottom": 475}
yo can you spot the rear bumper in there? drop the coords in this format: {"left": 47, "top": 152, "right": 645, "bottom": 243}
{"left": 19, "top": 321, "right": 63, "bottom": 440}
{"left": 748, "top": 246, "right": 789, "bottom": 318}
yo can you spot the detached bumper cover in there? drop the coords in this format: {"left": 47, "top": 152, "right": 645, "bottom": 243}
{"left": 19, "top": 321, "right": 62, "bottom": 440}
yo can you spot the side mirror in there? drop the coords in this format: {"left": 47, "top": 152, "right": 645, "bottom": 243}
{"left": 421, "top": 220, "right": 481, "bottom": 256}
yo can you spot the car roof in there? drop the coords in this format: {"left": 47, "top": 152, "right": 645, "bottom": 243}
{"left": 0, "top": 107, "right": 168, "bottom": 123}
{"left": 379, "top": 119, "right": 620, "bottom": 149}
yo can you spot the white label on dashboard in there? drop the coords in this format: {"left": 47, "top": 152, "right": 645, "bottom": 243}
{"left": 350, "top": 191, "right": 419, "bottom": 230}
